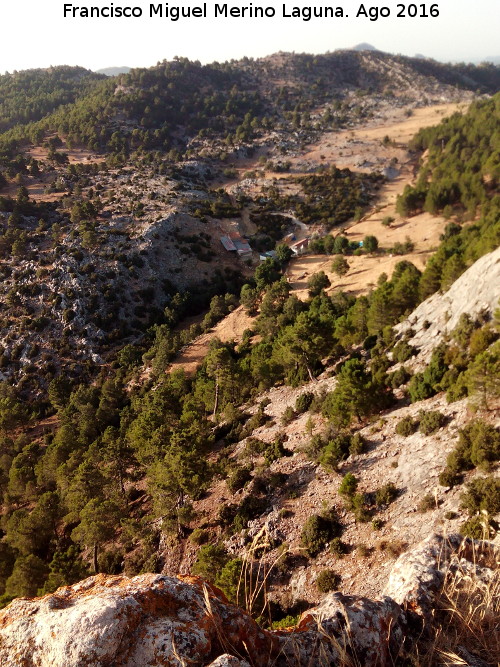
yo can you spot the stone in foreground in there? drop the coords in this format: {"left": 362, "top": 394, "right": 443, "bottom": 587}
{"left": 0, "top": 534, "right": 496, "bottom": 666}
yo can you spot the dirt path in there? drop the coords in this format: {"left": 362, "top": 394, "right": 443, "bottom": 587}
{"left": 166, "top": 103, "right": 463, "bottom": 375}
{"left": 168, "top": 305, "right": 255, "bottom": 375}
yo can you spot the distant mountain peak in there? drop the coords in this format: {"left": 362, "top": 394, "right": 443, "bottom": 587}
{"left": 351, "top": 43, "right": 379, "bottom": 52}
{"left": 96, "top": 66, "right": 131, "bottom": 76}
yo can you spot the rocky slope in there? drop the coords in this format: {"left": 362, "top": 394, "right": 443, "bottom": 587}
{"left": 161, "top": 246, "right": 500, "bottom": 606}
{"left": 396, "top": 246, "right": 500, "bottom": 369}
{"left": 0, "top": 534, "right": 496, "bottom": 666}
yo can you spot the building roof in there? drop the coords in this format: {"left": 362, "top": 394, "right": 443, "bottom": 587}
{"left": 220, "top": 236, "right": 237, "bottom": 251}
{"left": 234, "top": 240, "right": 252, "bottom": 253}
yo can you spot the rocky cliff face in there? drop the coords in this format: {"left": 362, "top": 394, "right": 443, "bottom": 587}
{"left": 0, "top": 534, "right": 496, "bottom": 666}
{"left": 396, "top": 246, "right": 500, "bottom": 369}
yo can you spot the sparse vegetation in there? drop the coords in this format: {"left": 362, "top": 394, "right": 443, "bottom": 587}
{"left": 300, "top": 512, "right": 342, "bottom": 558}
{"left": 417, "top": 493, "right": 437, "bottom": 513}
{"left": 376, "top": 540, "right": 407, "bottom": 558}
{"left": 410, "top": 541, "right": 500, "bottom": 665}
{"left": 316, "top": 569, "right": 341, "bottom": 593}
{"left": 395, "top": 415, "right": 418, "bottom": 436}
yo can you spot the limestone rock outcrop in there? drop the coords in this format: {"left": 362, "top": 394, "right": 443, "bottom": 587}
{"left": 396, "top": 246, "right": 500, "bottom": 369}
{"left": 0, "top": 534, "right": 496, "bottom": 666}
{"left": 385, "top": 533, "right": 499, "bottom": 618}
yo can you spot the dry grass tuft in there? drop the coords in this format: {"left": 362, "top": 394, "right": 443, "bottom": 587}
{"left": 238, "top": 525, "right": 291, "bottom": 623}
{"left": 411, "top": 540, "right": 500, "bottom": 667}
{"left": 204, "top": 534, "right": 499, "bottom": 667}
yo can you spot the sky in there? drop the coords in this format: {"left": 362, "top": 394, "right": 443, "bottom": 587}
{"left": 2, "top": 0, "right": 499, "bottom": 73}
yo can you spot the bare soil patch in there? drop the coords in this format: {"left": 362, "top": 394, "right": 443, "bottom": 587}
{"left": 28, "top": 144, "right": 104, "bottom": 166}
{"left": 168, "top": 306, "right": 255, "bottom": 375}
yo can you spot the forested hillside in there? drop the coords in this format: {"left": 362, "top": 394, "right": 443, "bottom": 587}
{"left": 0, "top": 67, "right": 105, "bottom": 134}
{"left": 398, "top": 94, "right": 500, "bottom": 219}
{"left": 0, "top": 89, "right": 497, "bottom": 615}
{"left": 1, "top": 51, "right": 499, "bottom": 161}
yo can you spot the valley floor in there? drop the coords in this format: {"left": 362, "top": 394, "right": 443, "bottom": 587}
{"left": 169, "top": 103, "right": 464, "bottom": 374}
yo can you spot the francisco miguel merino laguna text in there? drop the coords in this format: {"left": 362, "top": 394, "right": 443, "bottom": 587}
{"left": 63, "top": 2, "right": 351, "bottom": 20}
{"left": 63, "top": 2, "right": 441, "bottom": 20}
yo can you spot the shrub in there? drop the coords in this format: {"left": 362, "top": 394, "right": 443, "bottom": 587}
{"left": 281, "top": 406, "right": 295, "bottom": 426}
{"left": 192, "top": 544, "right": 228, "bottom": 581}
{"left": 392, "top": 341, "right": 416, "bottom": 363}
{"left": 300, "top": 513, "right": 341, "bottom": 558}
{"left": 375, "top": 483, "right": 398, "bottom": 506}
{"left": 451, "top": 313, "right": 477, "bottom": 348}
{"left": 264, "top": 437, "right": 291, "bottom": 465}
{"left": 447, "top": 421, "right": 500, "bottom": 472}
{"left": 349, "top": 433, "right": 366, "bottom": 455}
{"left": 408, "top": 373, "right": 435, "bottom": 402}
{"left": 391, "top": 236, "right": 415, "bottom": 254}
{"left": 244, "top": 437, "right": 267, "bottom": 458}
{"left": 339, "top": 473, "right": 358, "bottom": 498}
{"left": 363, "top": 334, "right": 378, "bottom": 350}
{"left": 418, "top": 410, "right": 446, "bottom": 435}
{"left": 363, "top": 235, "right": 379, "bottom": 253}
{"left": 232, "top": 496, "right": 267, "bottom": 533}
{"left": 459, "top": 516, "right": 494, "bottom": 539}
{"left": 417, "top": 493, "right": 436, "bottom": 512}
{"left": 316, "top": 569, "right": 341, "bottom": 593}
{"left": 371, "top": 518, "right": 383, "bottom": 531}
{"left": 381, "top": 216, "right": 395, "bottom": 227}
{"left": 318, "top": 433, "right": 352, "bottom": 470}
{"left": 331, "top": 256, "right": 350, "bottom": 277}
{"left": 189, "top": 528, "right": 209, "bottom": 545}
{"left": 351, "top": 493, "right": 371, "bottom": 522}
{"left": 468, "top": 326, "right": 498, "bottom": 358}
{"left": 242, "top": 408, "right": 269, "bottom": 435}
{"left": 395, "top": 415, "right": 418, "bottom": 436}
{"left": 227, "top": 466, "right": 252, "bottom": 493}
{"left": 305, "top": 433, "right": 325, "bottom": 460}
{"left": 439, "top": 468, "right": 461, "bottom": 488}
{"left": 215, "top": 558, "right": 243, "bottom": 604}
{"left": 307, "top": 271, "right": 331, "bottom": 296}
{"left": 357, "top": 544, "right": 371, "bottom": 557}
{"left": 329, "top": 537, "right": 347, "bottom": 558}
{"left": 268, "top": 473, "right": 288, "bottom": 491}
{"left": 446, "top": 372, "right": 469, "bottom": 403}
{"left": 390, "top": 366, "right": 412, "bottom": 389}
{"left": 300, "top": 515, "right": 331, "bottom": 557}
{"left": 295, "top": 392, "right": 314, "bottom": 414}
{"left": 376, "top": 540, "right": 407, "bottom": 558}
{"left": 271, "top": 614, "right": 301, "bottom": 630}
{"left": 460, "top": 476, "right": 500, "bottom": 516}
